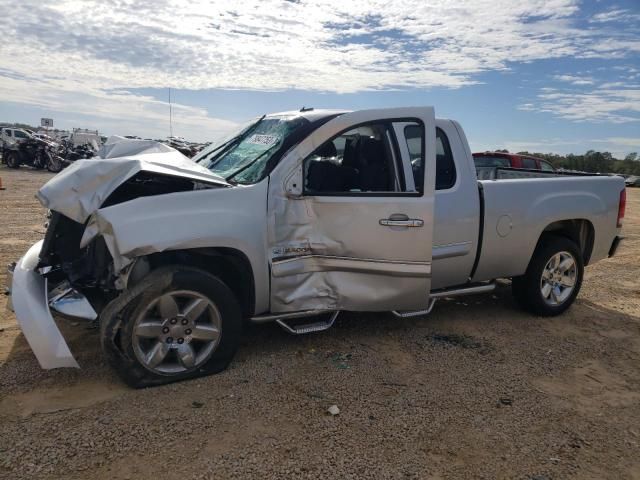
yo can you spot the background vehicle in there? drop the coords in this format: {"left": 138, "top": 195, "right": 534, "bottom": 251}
{"left": 625, "top": 175, "right": 640, "bottom": 187}
{"left": 1, "top": 135, "right": 64, "bottom": 172}
{"left": 7, "top": 107, "right": 625, "bottom": 387}
{"left": 0, "top": 127, "right": 33, "bottom": 146}
{"left": 473, "top": 151, "right": 556, "bottom": 179}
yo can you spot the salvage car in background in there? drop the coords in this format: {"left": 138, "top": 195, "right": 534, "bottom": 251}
{"left": 625, "top": 176, "right": 640, "bottom": 187}
{"left": 0, "top": 127, "right": 33, "bottom": 146}
{"left": 1, "top": 133, "right": 64, "bottom": 172}
{"left": 7, "top": 107, "right": 625, "bottom": 387}
{"left": 473, "top": 151, "right": 556, "bottom": 170}
{"left": 473, "top": 151, "right": 556, "bottom": 179}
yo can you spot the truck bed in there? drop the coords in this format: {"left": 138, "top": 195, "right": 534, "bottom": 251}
{"left": 471, "top": 174, "right": 624, "bottom": 283}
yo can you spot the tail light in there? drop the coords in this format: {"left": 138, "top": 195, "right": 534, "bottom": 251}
{"left": 617, "top": 188, "right": 626, "bottom": 228}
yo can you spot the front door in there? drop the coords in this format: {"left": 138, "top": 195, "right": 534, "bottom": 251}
{"left": 267, "top": 108, "right": 437, "bottom": 312}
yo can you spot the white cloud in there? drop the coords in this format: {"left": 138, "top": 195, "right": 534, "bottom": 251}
{"left": 1, "top": 0, "right": 637, "bottom": 95}
{"left": 553, "top": 74, "right": 595, "bottom": 85}
{"left": 0, "top": 75, "right": 238, "bottom": 141}
{"left": 590, "top": 8, "right": 640, "bottom": 24}
{"left": 0, "top": 0, "right": 638, "bottom": 138}
{"left": 521, "top": 74, "right": 640, "bottom": 124}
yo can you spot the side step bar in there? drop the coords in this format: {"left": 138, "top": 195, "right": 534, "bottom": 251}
{"left": 429, "top": 282, "right": 495, "bottom": 299}
{"left": 276, "top": 311, "right": 339, "bottom": 335}
{"left": 392, "top": 282, "right": 495, "bottom": 318}
{"left": 251, "top": 282, "right": 495, "bottom": 334}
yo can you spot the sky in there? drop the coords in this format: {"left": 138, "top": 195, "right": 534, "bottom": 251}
{"left": 0, "top": 0, "right": 638, "bottom": 158}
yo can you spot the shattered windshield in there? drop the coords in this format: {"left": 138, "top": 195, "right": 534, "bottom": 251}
{"left": 194, "top": 115, "right": 308, "bottom": 184}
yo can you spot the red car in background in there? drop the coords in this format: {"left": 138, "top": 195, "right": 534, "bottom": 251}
{"left": 473, "top": 151, "right": 555, "bottom": 171}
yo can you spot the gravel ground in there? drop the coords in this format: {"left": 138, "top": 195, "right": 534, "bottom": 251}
{"left": 0, "top": 165, "right": 639, "bottom": 480}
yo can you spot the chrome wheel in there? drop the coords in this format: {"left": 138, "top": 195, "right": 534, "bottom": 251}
{"left": 540, "top": 251, "right": 577, "bottom": 306}
{"left": 132, "top": 290, "right": 221, "bottom": 374}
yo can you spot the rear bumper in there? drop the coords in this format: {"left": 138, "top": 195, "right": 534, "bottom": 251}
{"left": 608, "top": 236, "right": 623, "bottom": 258}
{"left": 7, "top": 240, "right": 79, "bottom": 369}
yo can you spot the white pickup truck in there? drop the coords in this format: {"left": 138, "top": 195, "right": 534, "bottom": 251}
{"left": 7, "top": 107, "right": 625, "bottom": 387}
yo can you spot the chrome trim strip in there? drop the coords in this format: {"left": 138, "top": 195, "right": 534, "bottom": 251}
{"left": 271, "top": 255, "right": 431, "bottom": 278}
{"left": 432, "top": 241, "right": 472, "bottom": 260}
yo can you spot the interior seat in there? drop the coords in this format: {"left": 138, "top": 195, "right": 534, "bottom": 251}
{"left": 355, "top": 137, "right": 390, "bottom": 191}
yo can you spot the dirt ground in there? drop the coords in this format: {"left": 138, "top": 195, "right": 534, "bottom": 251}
{"left": 0, "top": 165, "right": 638, "bottom": 480}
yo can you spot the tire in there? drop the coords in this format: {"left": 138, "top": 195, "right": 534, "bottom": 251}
{"left": 5, "top": 151, "right": 20, "bottom": 169}
{"left": 46, "top": 152, "right": 63, "bottom": 173}
{"left": 100, "top": 266, "right": 243, "bottom": 388}
{"left": 512, "top": 235, "right": 584, "bottom": 316}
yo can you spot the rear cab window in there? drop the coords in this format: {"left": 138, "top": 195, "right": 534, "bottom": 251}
{"left": 473, "top": 155, "right": 510, "bottom": 167}
{"left": 402, "top": 125, "right": 457, "bottom": 191}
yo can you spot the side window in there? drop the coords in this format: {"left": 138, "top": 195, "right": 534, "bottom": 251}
{"left": 5, "top": 129, "right": 12, "bottom": 137}
{"left": 540, "top": 160, "right": 554, "bottom": 171}
{"left": 473, "top": 155, "right": 510, "bottom": 167}
{"left": 404, "top": 125, "right": 423, "bottom": 192}
{"left": 403, "top": 126, "right": 456, "bottom": 191}
{"left": 521, "top": 157, "right": 537, "bottom": 169}
{"left": 304, "top": 122, "right": 401, "bottom": 194}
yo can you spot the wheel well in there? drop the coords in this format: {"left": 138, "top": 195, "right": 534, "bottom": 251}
{"left": 540, "top": 219, "right": 595, "bottom": 265}
{"left": 141, "top": 248, "right": 256, "bottom": 317}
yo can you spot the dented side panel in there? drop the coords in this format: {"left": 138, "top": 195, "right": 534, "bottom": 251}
{"left": 267, "top": 107, "right": 437, "bottom": 312}
{"left": 86, "top": 182, "right": 271, "bottom": 314}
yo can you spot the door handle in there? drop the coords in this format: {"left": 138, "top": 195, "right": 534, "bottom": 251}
{"left": 379, "top": 215, "right": 424, "bottom": 228}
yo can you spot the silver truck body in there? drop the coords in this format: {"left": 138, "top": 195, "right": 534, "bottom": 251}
{"left": 7, "top": 107, "right": 624, "bottom": 369}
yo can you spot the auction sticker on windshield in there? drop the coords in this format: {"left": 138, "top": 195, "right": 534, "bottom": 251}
{"left": 247, "top": 134, "right": 279, "bottom": 146}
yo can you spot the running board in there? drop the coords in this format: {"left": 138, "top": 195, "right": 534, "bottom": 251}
{"left": 391, "top": 282, "right": 495, "bottom": 318}
{"left": 275, "top": 311, "right": 340, "bottom": 335}
{"left": 429, "top": 282, "right": 495, "bottom": 299}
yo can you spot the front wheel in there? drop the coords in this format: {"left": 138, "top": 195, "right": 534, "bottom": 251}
{"left": 46, "top": 152, "right": 63, "bottom": 173}
{"left": 5, "top": 151, "right": 20, "bottom": 168}
{"left": 512, "top": 235, "right": 584, "bottom": 316}
{"left": 101, "top": 266, "right": 243, "bottom": 388}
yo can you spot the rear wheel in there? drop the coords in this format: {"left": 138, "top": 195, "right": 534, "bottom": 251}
{"left": 512, "top": 235, "right": 583, "bottom": 316}
{"left": 101, "top": 266, "right": 243, "bottom": 388}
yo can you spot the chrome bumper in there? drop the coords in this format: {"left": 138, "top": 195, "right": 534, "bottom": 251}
{"left": 7, "top": 240, "right": 81, "bottom": 369}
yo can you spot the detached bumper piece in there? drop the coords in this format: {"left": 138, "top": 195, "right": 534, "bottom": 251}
{"left": 609, "top": 236, "right": 623, "bottom": 258}
{"left": 8, "top": 240, "right": 80, "bottom": 369}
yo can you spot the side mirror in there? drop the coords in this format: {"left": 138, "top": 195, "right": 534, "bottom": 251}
{"left": 284, "top": 164, "right": 303, "bottom": 198}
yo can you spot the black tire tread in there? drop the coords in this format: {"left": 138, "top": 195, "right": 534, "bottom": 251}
{"left": 511, "top": 234, "right": 584, "bottom": 317}
{"left": 100, "top": 265, "right": 242, "bottom": 388}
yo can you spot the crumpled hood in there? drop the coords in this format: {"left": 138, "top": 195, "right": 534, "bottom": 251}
{"left": 36, "top": 149, "right": 228, "bottom": 224}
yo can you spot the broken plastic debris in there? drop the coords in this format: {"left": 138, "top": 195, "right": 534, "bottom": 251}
{"left": 327, "top": 405, "right": 340, "bottom": 416}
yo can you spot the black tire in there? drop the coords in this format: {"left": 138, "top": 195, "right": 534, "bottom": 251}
{"left": 5, "top": 151, "right": 20, "bottom": 168}
{"left": 512, "top": 235, "right": 584, "bottom": 316}
{"left": 100, "top": 266, "right": 243, "bottom": 388}
{"left": 46, "top": 152, "right": 63, "bottom": 173}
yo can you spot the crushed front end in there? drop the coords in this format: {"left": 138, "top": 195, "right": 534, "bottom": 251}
{"left": 6, "top": 212, "right": 115, "bottom": 369}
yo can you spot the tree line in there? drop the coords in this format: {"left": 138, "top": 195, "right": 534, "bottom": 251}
{"left": 496, "top": 149, "right": 640, "bottom": 176}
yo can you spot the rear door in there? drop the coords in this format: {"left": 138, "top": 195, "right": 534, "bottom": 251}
{"left": 267, "top": 108, "right": 436, "bottom": 312}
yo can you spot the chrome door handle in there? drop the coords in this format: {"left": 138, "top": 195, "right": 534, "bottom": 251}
{"left": 379, "top": 218, "right": 424, "bottom": 227}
